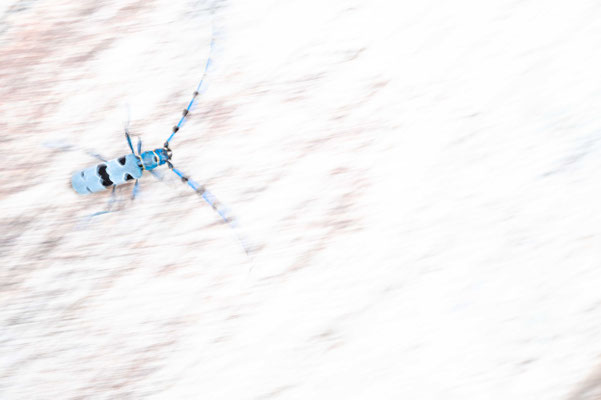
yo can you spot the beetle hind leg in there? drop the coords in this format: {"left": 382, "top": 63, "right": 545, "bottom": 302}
{"left": 76, "top": 186, "right": 118, "bottom": 229}
{"left": 89, "top": 186, "right": 118, "bottom": 217}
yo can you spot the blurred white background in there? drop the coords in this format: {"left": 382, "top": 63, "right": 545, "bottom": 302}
{"left": 2, "top": 0, "right": 601, "bottom": 399}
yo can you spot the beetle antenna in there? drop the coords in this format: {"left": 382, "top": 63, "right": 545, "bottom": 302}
{"left": 164, "top": 27, "right": 217, "bottom": 147}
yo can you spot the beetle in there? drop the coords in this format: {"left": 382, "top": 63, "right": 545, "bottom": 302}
{"left": 69, "top": 36, "right": 253, "bottom": 257}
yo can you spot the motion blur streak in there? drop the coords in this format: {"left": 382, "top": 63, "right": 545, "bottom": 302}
{"left": 2, "top": 0, "right": 601, "bottom": 399}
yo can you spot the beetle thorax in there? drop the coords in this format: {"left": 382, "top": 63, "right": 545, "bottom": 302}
{"left": 139, "top": 148, "right": 170, "bottom": 170}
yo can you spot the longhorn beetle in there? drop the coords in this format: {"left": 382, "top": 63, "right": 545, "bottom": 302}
{"left": 70, "top": 34, "right": 253, "bottom": 256}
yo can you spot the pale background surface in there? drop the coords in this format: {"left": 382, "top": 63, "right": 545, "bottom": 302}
{"left": 2, "top": 0, "right": 601, "bottom": 399}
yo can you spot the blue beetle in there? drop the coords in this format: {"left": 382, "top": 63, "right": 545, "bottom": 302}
{"left": 72, "top": 36, "right": 214, "bottom": 197}
{"left": 68, "top": 37, "right": 253, "bottom": 257}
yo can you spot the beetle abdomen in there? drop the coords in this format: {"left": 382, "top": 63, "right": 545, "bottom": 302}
{"left": 72, "top": 154, "right": 143, "bottom": 195}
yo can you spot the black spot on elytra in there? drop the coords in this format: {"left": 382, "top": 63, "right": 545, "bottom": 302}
{"left": 118, "top": 156, "right": 127, "bottom": 165}
{"left": 125, "top": 174, "right": 134, "bottom": 181}
{"left": 97, "top": 164, "right": 113, "bottom": 187}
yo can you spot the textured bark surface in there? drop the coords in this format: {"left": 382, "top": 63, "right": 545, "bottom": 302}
{"left": 2, "top": 1, "right": 601, "bottom": 399}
